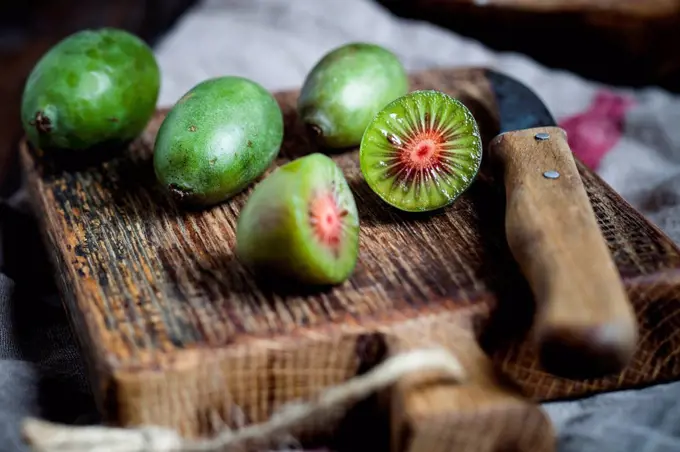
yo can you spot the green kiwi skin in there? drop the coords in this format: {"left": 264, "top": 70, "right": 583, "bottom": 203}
{"left": 236, "top": 153, "right": 360, "bottom": 286}
{"left": 297, "top": 42, "right": 409, "bottom": 149}
{"left": 359, "top": 90, "right": 483, "bottom": 213}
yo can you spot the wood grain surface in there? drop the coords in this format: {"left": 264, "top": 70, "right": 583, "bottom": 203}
{"left": 389, "top": 311, "right": 555, "bottom": 452}
{"left": 19, "top": 67, "right": 680, "bottom": 445}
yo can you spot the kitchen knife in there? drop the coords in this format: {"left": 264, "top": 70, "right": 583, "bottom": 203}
{"left": 484, "top": 69, "right": 638, "bottom": 379}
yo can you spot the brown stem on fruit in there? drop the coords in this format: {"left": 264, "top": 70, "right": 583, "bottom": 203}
{"left": 305, "top": 123, "right": 323, "bottom": 140}
{"left": 28, "top": 111, "right": 53, "bottom": 134}
{"left": 168, "top": 183, "right": 192, "bottom": 203}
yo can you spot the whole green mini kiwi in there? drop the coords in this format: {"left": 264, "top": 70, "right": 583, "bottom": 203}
{"left": 153, "top": 76, "right": 284, "bottom": 207}
{"left": 297, "top": 42, "right": 408, "bottom": 149}
{"left": 21, "top": 27, "right": 160, "bottom": 152}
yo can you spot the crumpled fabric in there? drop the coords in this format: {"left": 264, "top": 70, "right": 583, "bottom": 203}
{"left": 1, "top": 0, "right": 679, "bottom": 450}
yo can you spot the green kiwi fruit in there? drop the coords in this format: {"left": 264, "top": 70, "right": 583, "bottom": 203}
{"left": 236, "top": 153, "right": 359, "bottom": 285}
{"left": 153, "top": 76, "right": 284, "bottom": 207}
{"left": 359, "top": 90, "right": 483, "bottom": 212}
{"left": 297, "top": 42, "right": 408, "bottom": 149}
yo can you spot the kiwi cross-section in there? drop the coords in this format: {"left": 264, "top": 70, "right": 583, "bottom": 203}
{"left": 236, "top": 153, "right": 360, "bottom": 286}
{"left": 359, "top": 90, "right": 483, "bottom": 212}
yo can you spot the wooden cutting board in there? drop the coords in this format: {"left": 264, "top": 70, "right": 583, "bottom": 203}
{"left": 19, "top": 67, "right": 680, "bottom": 450}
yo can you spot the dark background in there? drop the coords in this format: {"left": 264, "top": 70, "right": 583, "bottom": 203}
{"left": 1, "top": 0, "right": 679, "bottom": 197}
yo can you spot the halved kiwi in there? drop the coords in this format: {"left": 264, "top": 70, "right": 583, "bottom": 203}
{"left": 359, "top": 90, "right": 483, "bottom": 212}
{"left": 236, "top": 153, "right": 359, "bottom": 286}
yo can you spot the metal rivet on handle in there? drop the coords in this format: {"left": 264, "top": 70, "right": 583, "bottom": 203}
{"left": 535, "top": 132, "right": 550, "bottom": 141}
{"left": 543, "top": 170, "right": 560, "bottom": 179}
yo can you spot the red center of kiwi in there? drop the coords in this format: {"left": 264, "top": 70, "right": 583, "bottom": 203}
{"left": 309, "top": 192, "right": 347, "bottom": 250}
{"left": 399, "top": 132, "right": 443, "bottom": 170}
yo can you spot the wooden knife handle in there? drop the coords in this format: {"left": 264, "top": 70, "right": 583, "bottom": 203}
{"left": 489, "top": 126, "right": 638, "bottom": 379}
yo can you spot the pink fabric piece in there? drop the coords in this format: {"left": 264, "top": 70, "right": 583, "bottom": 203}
{"left": 558, "top": 91, "right": 635, "bottom": 170}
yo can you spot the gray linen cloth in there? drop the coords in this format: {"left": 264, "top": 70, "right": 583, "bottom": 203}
{"left": 2, "top": 0, "right": 680, "bottom": 450}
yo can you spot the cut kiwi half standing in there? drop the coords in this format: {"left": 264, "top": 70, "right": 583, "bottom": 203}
{"left": 236, "top": 153, "right": 359, "bottom": 286}
{"left": 359, "top": 90, "right": 483, "bottom": 212}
